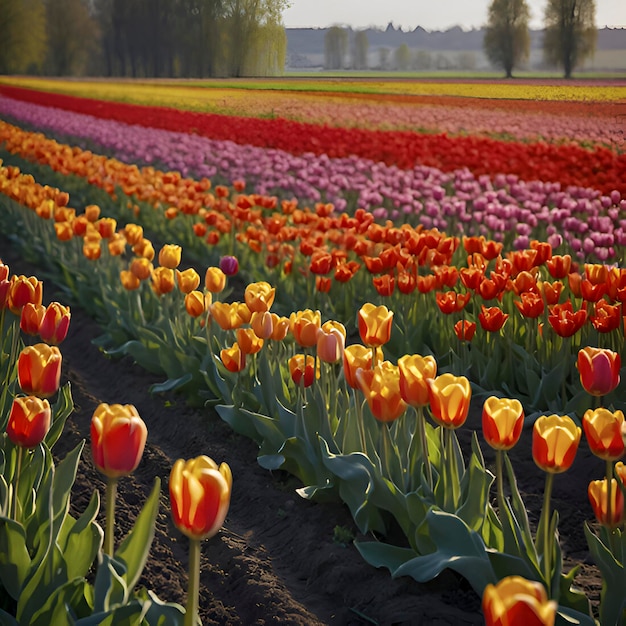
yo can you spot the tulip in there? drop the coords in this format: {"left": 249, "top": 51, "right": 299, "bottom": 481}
{"left": 582, "top": 408, "right": 625, "bottom": 461}
{"left": 220, "top": 342, "right": 246, "bottom": 373}
{"left": 129, "top": 257, "right": 153, "bottom": 281}
{"left": 356, "top": 361, "right": 407, "bottom": 423}
{"left": 7, "top": 395, "right": 51, "bottom": 449}
{"left": 169, "top": 456, "right": 232, "bottom": 626}
{"left": 133, "top": 238, "right": 155, "bottom": 261}
{"left": 20, "top": 302, "right": 46, "bottom": 337}
{"left": 316, "top": 321, "right": 346, "bottom": 364}
{"left": 17, "top": 343, "right": 62, "bottom": 398}
{"left": 219, "top": 255, "right": 239, "bottom": 276}
{"left": 454, "top": 320, "right": 476, "bottom": 342}
{"left": 244, "top": 281, "right": 276, "bottom": 313}
{"left": 398, "top": 354, "right": 437, "bottom": 408}
{"left": 91, "top": 403, "right": 148, "bottom": 556}
{"left": 83, "top": 237, "right": 102, "bottom": 261}
{"left": 577, "top": 347, "right": 621, "bottom": 397}
{"left": 176, "top": 268, "right": 201, "bottom": 294}
{"left": 435, "top": 290, "right": 470, "bottom": 314}
{"left": 289, "top": 354, "right": 318, "bottom": 388}
{"left": 532, "top": 414, "right": 581, "bottom": 474}
{"left": 210, "top": 302, "right": 247, "bottom": 331}
{"left": 158, "top": 244, "right": 182, "bottom": 269}
{"left": 250, "top": 311, "right": 274, "bottom": 340}
{"left": 482, "top": 575, "right": 557, "bottom": 626}
{"left": 39, "top": 302, "right": 71, "bottom": 345}
{"left": 478, "top": 305, "right": 509, "bottom": 333}
{"left": 547, "top": 301, "right": 587, "bottom": 338}
{"left": 107, "top": 233, "right": 127, "bottom": 256}
{"left": 269, "top": 313, "right": 290, "bottom": 341}
{"left": 514, "top": 292, "right": 544, "bottom": 319}
{"left": 588, "top": 478, "right": 624, "bottom": 528}
{"left": 124, "top": 222, "right": 143, "bottom": 245}
{"left": 290, "top": 309, "right": 322, "bottom": 348}
{"left": 120, "top": 270, "right": 141, "bottom": 291}
{"left": 84, "top": 204, "right": 101, "bottom": 222}
{"left": 532, "top": 414, "right": 581, "bottom": 590}
{"left": 546, "top": 254, "right": 571, "bottom": 279}
{"left": 205, "top": 267, "right": 226, "bottom": 293}
{"left": 615, "top": 461, "right": 626, "bottom": 488}
{"left": 96, "top": 217, "right": 117, "bottom": 240}
{"left": 8, "top": 275, "right": 43, "bottom": 315}
{"left": 428, "top": 373, "right": 472, "bottom": 429}
{"left": 185, "top": 290, "right": 208, "bottom": 318}
{"left": 343, "top": 344, "right": 374, "bottom": 390}
{"left": 589, "top": 300, "right": 621, "bottom": 333}
{"left": 357, "top": 303, "right": 393, "bottom": 349}
{"left": 236, "top": 328, "right": 264, "bottom": 355}
{"left": 151, "top": 267, "right": 176, "bottom": 296}
{"left": 482, "top": 396, "right": 525, "bottom": 451}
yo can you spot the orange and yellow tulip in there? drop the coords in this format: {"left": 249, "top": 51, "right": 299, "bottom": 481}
{"left": 120, "top": 270, "right": 141, "bottom": 291}
{"left": 20, "top": 302, "right": 46, "bottom": 337}
{"left": 8, "top": 274, "right": 43, "bottom": 315}
{"left": 129, "top": 257, "right": 153, "bottom": 281}
{"left": 577, "top": 347, "right": 621, "bottom": 397}
{"left": 158, "top": 244, "right": 182, "bottom": 269}
{"left": 39, "top": 302, "right": 71, "bottom": 345}
{"left": 482, "top": 396, "right": 524, "bottom": 451}
{"left": 7, "top": 396, "right": 51, "bottom": 448}
{"left": 398, "top": 354, "right": 437, "bottom": 407}
{"left": 244, "top": 281, "right": 276, "bottom": 313}
{"left": 176, "top": 268, "right": 201, "bottom": 294}
{"left": 532, "top": 414, "right": 581, "bottom": 473}
{"left": 588, "top": 478, "right": 624, "bottom": 528}
{"left": 428, "top": 373, "right": 472, "bottom": 429}
{"left": 343, "top": 344, "right": 374, "bottom": 389}
{"left": 151, "top": 267, "right": 176, "bottom": 296}
{"left": 185, "top": 290, "right": 209, "bottom": 318}
{"left": 290, "top": 309, "right": 322, "bottom": 348}
{"left": 220, "top": 342, "right": 246, "bottom": 372}
{"left": 236, "top": 328, "right": 264, "bottom": 355}
{"left": 205, "top": 267, "right": 226, "bottom": 293}
{"left": 289, "top": 354, "right": 318, "bottom": 388}
{"left": 169, "top": 455, "right": 232, "bottom": 541}
{"left": 90, "top": 403, "right": 147, "bottom": 479}
{"left": 582, "top": 408, "right": 625, "bottom": 461}
{"left": 482, "top": 575, "right": 557, "bottom": 626}
{"left": 356, "top": 361, "right": 407, "bottom": 422}
{"left": 17, "top": 343, "right": 62, "bottom": 398}
{"left": 357, "top": 303, "right": 393, "bottom": 348}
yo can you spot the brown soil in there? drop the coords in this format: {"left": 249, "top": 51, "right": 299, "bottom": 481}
{"left": 2, "top": 237, "right": 606, "bottom": 625}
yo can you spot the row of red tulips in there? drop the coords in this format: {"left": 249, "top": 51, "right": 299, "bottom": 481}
{"left": 1, "top": 84, "right": 624, "bottom": 196}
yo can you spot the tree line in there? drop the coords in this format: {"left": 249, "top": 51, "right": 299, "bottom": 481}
{"left": 0, "top": 0, "right": 289, "bottom": 77}
{"left": 324, "top": 0, "right": 597, "bottom": 78}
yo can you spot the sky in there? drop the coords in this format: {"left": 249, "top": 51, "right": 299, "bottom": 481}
{"left": 282, "top": 0, "right": 626, "bottom": 31}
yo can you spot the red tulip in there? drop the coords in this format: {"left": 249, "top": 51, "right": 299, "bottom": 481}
{"left": 7, "top": 396, "right": 51, "bottom": 448}
{"left": 577, "top": 347, "right": 620, "bottom": 396}
{"left": 17, "top": 343, "right": 62, "bottom": 398}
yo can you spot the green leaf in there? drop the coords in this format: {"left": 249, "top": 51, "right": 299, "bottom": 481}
{"left": 393, "top": 509, "right": 497, "bottom": 596}
{"left": 114, "top": 478, "right": 161, "bottom": 596}
{"left": 29, "top": 579, "right": 93, "bottom": 626}
{"left": 93, "top": 555, "right": 128, "bottom": 613}
{"left": 149, "top": 373, "right": 193, "bottom": 394}
{"left": 45, "top": 382, "right": 74, "bottom": 450}
{"left": 0, "top": 518, "right": 31, "bottom": 599}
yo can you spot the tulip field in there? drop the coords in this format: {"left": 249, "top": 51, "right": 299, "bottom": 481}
{"left": 1, "top": 75, "right": 626, "bottom": 625}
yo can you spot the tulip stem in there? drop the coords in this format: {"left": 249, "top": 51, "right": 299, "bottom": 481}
{"left": 539, "top": 472, "right": 555, "bottom": 594}
{"left": 104, "top": 477, "right": 118, "bottom": 557}
{"left": 185, "top": 538, "right": 201, "bottom": 626}
{"left": 10, "top": 446, "right": 24, "bottom": 521}
{"left": 496, "top": 450, "right": 505, "bottom": 518}
{"left": 417, "top": 406, "right": 432, "bottom": 491}
{"left": 606, "top": 459, "right": 613, "bottom": 530}
{"left": 353, "top": 389, "right": 367, "bottom": 455}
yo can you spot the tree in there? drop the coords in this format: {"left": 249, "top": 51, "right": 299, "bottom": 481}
{"left": 351, "top": 30, "right": 369, "bottom": 70}
{"left": 324, "top": 26, "right": 348, "bottom": 70}
{"left": 393, "top": 43, "right": 411, "bottom": 71}
{"left": 543, "top": 0, "right": 596, "bottom": 78}
{"left": 0, "top": 0, "right": 46, "bottom": 74}
{"left": 483, "top": 0, "right": 530, "bottom": 78}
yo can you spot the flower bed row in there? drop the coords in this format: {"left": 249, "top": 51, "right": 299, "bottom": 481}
{"left": 1, "top": 84, "right": 624, "bottom": 196}
{"left": 0, "top": 104, "right": 625, "bottom": 270}
{"left": 2, "top": 157, "right": 626, "bottom": 625}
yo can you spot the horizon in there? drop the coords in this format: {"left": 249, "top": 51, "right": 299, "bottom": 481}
{"left": 282, "top": 0, "right": 626, "bottom": 32}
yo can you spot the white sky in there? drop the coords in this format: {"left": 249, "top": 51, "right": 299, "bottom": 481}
{"left": 282, "top": 0, "right": 626, "bottom": 31}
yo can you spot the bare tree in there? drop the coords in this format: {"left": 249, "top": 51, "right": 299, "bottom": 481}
{"left": 483, "top": 0, "right": 530, "bottom": 78}
{"left": 543, "top": 0, "right": 596, "bottom": 78}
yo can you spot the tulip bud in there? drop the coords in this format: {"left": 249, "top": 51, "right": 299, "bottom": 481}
{"left": 158, "top": 244, "right": 182, "bottom": 269}
{"left": 428, "top": 373, "right": 472, "bottom": 429}
{"left": 205, "top": 267, "right": 226, "bottom": 293}
{"left": 532, "top": 414, "right": 581, "bottom": 474}
{"left": 582, "top": 408, "right": 625, "bottom": 461}
{"left": 577, "top": 347, "right": 621, "bottom": 397}
{"left": 17, "top": 343, "right": 62, "bottom": 398}
{"left": 90, "top": 403, "right": 147, "bottom": 479}
{"left": 219, "top": 255, "right": 239, "bottom": 276}
{"left": 482, "top": 575, "right": 557, "bottom": 626}
{"left": 482, "top": 396, "right": 524, "bottom": 451}
{"left": 39, "top": 302, "right": 71, "bottom": 345}
{"left": 7, "top": 396, "right": 51, "bottom": 448}
{"left": 588, "top": 478, "right": 624, "bottom": 528}
{"left": 169, "top": 455, "right": 232, "bottom": 541}
{"left": 357, "top": 303, "right": 393, "bottom": 348}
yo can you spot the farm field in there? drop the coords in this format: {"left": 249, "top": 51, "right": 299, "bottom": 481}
{"left": 1, "top": 76, "right": 625, "bottom": 625}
